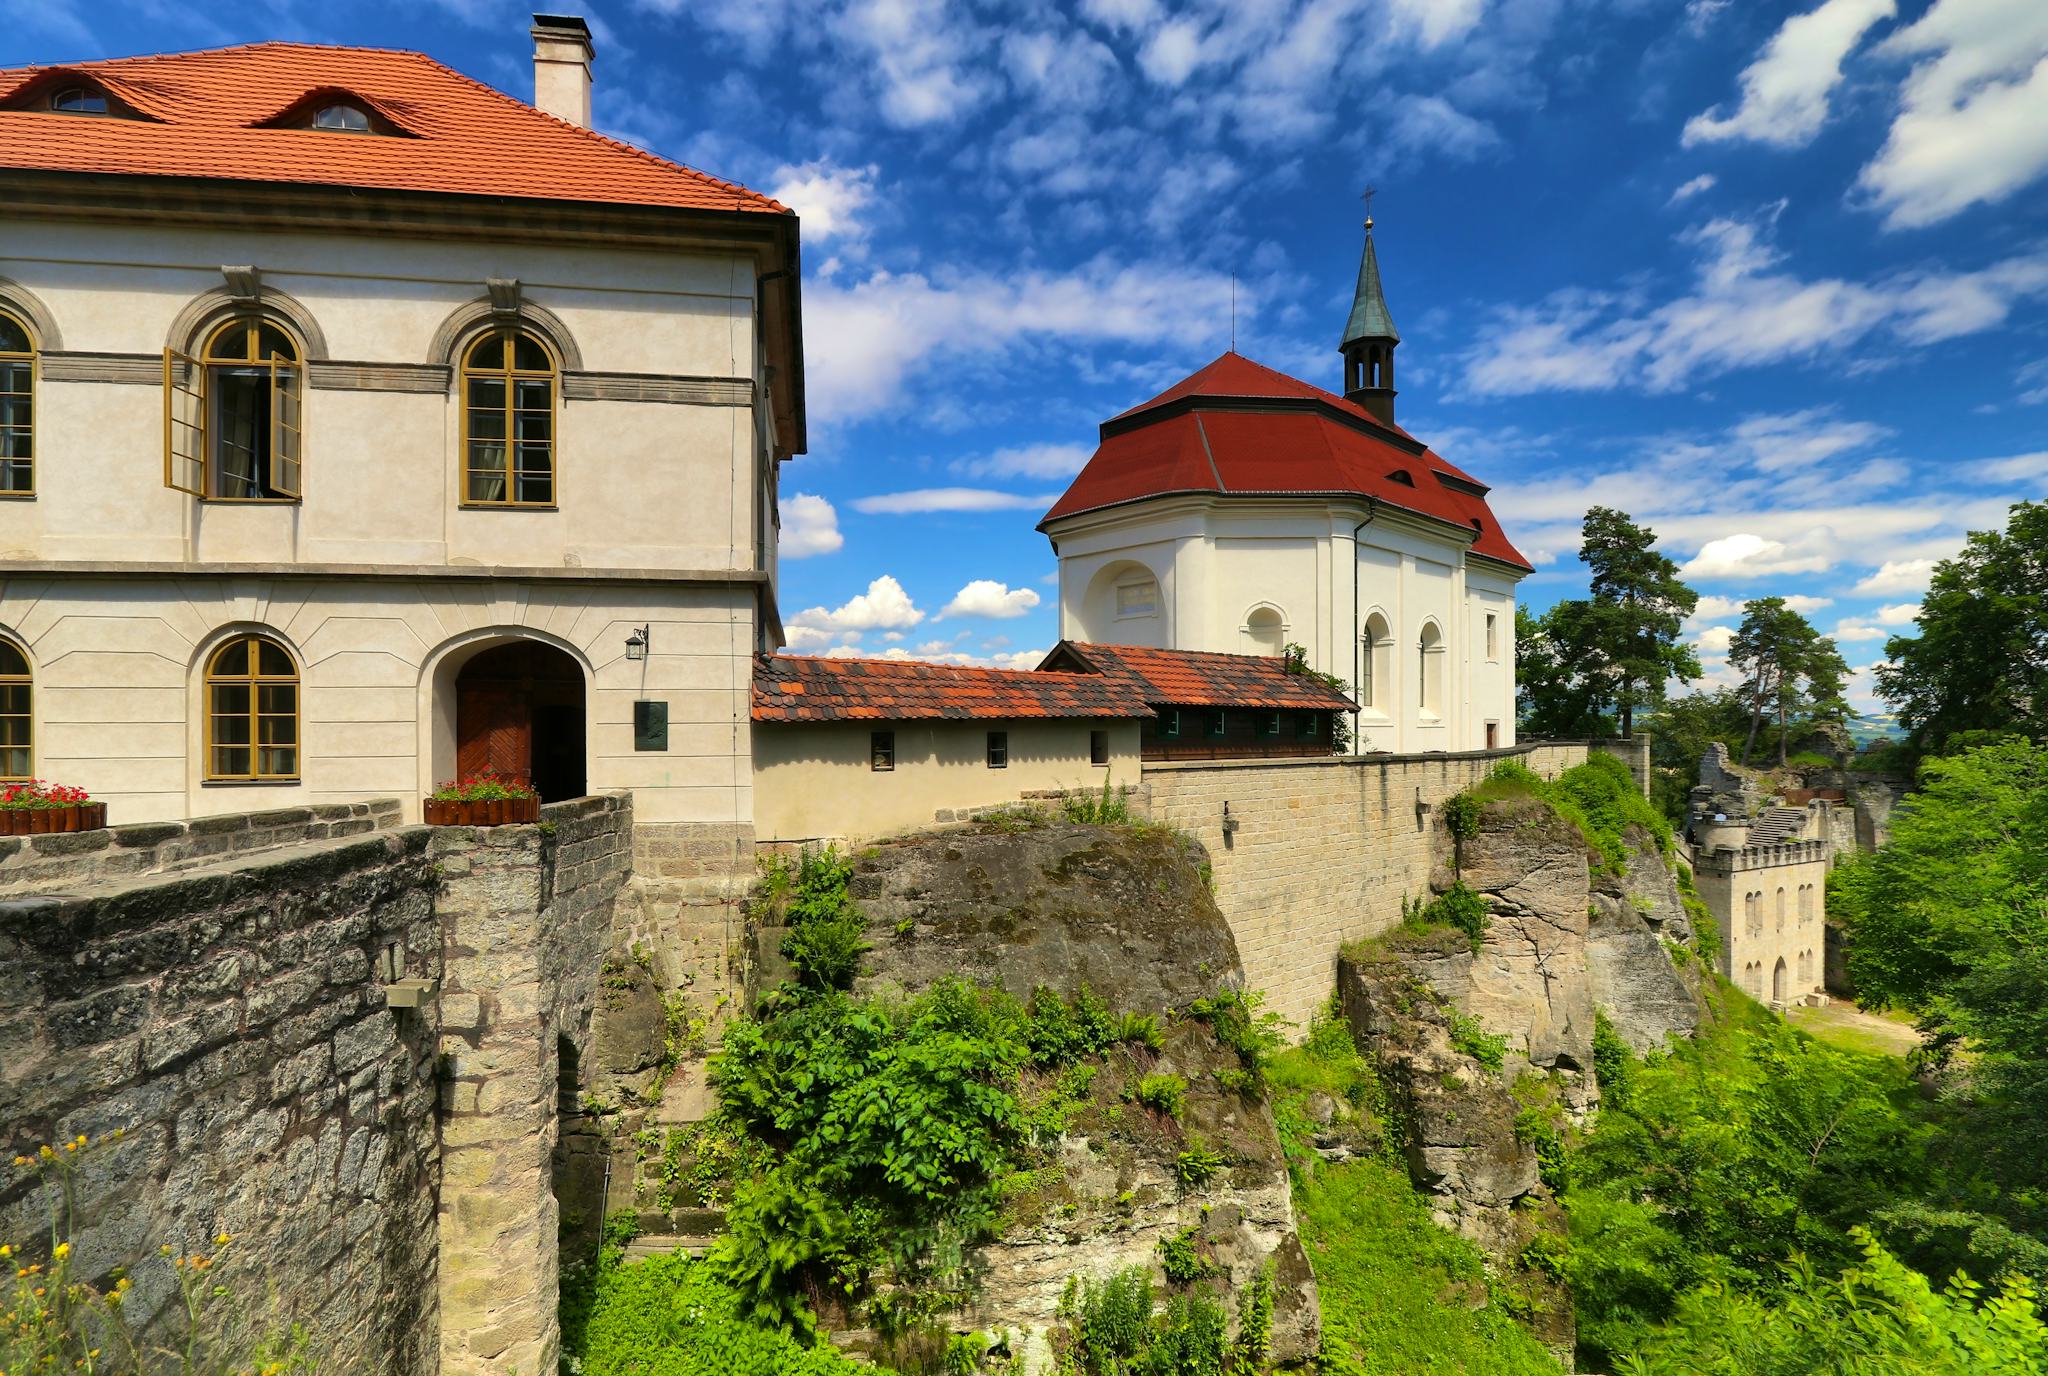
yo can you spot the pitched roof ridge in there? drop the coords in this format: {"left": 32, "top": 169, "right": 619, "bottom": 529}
{"left": 764, "top": 652, "right": 1074, "bottom": 677}
{"left": 413, "top": 50, "right": 789, "bottom": 213}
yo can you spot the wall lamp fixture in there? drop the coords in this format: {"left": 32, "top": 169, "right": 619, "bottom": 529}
{"left": 624, "top": 626, "right": 650, "bottom": 662}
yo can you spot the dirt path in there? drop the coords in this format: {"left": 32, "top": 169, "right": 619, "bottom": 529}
{"left": 1788, "top": 1000, "right": 1922, "bottom": 1058}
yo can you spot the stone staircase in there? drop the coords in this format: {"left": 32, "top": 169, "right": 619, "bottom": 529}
{"left": 620, "top": 1205, "right": 726, "bottom": 1261}
{"left": 1745, "top": 807, "right": 1807, "bottom": 847}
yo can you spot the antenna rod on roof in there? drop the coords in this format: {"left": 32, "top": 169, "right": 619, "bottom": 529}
{"left": 1230, "top": 272, "right": 1237, "bottom": 352}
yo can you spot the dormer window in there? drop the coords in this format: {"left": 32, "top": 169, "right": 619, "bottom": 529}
{"left": 311, "top": 103, "right": 371, "bottom": 132}
{"left": 51, "top": 87, "right": 108, "bottom": 115}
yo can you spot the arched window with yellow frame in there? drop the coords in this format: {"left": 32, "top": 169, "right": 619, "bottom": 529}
{"left": 462, "top": 328, "right": 556, "bottom": 507}
{"left": 0, "top": 639, "right": 30, "bottom": 780}
{"left": 163, "top": 317, "right": 303, "bottom": 501}
{"left": 0, "top": 307, "right": 34, "bottom": 496}
{"left": 206, "top": 634, "right": 299, "bottom": 781}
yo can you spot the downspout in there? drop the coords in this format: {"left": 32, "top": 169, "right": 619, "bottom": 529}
{"left": 1350, "top": 497, "right": 1380, "bottom": 753}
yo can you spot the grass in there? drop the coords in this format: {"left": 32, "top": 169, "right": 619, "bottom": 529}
{"left": 1295, "top": 1156, "right": 1563, "bottom": 1376}
{"left": 1787, "top": 1000, "right": 1922, "bottom": 1059}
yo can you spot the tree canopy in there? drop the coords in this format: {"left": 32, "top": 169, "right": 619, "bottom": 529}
{"left": 1877, "top": 501, "right": 2048, "bottom": 754}
{"left": 1729, "top": 597, "right": 1850, "bottom": 766}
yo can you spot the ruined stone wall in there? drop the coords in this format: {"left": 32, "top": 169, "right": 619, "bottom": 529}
{"left": 1692, "top": 839, "right": 1829, "bottom": 1005}
{"left": 0, "top": 800, "right": 404, "bottom": 895}
{"left": 0, "top": 828, "right": 443, "bottom": 1375}
{"left": 434, "top": 792, "right": 634, "bottom": 1376}
{"left": 1142, "top": 741, "right": 1594, "bottom": 1033}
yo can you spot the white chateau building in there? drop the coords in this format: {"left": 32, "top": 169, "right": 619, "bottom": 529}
{"left": 1041, "top": 223, "right": 1530, "bottom": 754}
{"left": 0, "top": 19, "right": 802, "bottom": 832}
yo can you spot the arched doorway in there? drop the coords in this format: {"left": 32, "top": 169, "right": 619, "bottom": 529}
{"left": 1771, "top": 958, "right": 1788, "bottom": 1004}
{"left": 454, "top": 641, "right": 586, "bottom": 801}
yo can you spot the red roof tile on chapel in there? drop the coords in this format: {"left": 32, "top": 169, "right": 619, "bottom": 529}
{"left": 1037, "top": 642, "right": 1358, "bottom": 712}
{"left": 751, "top": 654, "right": 1154, "bottom": 723}
{"left": 0, "top": 43, "right": 787, "bottom": 214}
{"left": 1042, "top": 352, "right": 1530, "bottom": 571}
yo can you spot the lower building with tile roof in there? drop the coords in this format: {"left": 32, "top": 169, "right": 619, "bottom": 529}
{"left": 1041, "top": 221, "right": 1525, "bottom": 757}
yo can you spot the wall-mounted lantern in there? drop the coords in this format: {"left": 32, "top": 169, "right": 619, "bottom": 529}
{"left": 1221, "top": 801, "right": 1240, "bottom": 837}
{"left": 624, "top": 626, "right": 650, "bottom": 661}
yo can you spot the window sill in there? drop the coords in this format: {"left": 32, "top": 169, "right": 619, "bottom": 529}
{"left": 459, "top": 504, "right": 560, "bottom": 512}
{"left": 197, "top": 498, "right": 301, "bottom": 506}
{"left": 0, "top": 492, "right": 35, "bottom": 500}
{"left": 202, "top": 778, "right": 302, "bottom": 786}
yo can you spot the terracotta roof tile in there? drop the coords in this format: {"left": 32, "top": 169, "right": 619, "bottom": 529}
{"left": 751, "top": 654, "right": 1153, "bottom": 723}
{"left": 1041, "top": 642, "right": 1357, "bottom": 711}
{"left": 0, "top": 43, "right": 786, "bottom": 215}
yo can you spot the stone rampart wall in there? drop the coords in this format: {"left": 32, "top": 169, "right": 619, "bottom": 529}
{"left": 1143, "top": 740, "right": 1598, "bottom": 1033}
{"left": 434, "top": 791, "right": 634, "bottom": 1376}
{"left": 0, "top": 828, "right": 443, "bottom": 1375}
{"left": 0, "top": 800, "right": 404, "bottom": 895}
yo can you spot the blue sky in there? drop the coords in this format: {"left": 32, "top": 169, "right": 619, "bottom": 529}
{"left": 14, "top": 0, "right": 2047, "bottom": 713}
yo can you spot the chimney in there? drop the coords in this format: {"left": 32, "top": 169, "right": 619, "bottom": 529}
{"left": 530, "top": 14, "right": 594, "bottom": 127}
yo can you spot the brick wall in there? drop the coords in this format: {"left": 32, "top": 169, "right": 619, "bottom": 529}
{"left": 434, "top": 792, "right": 634, "bottom": 1376}
{"left": 1144, "top": 742, "right": 1593, "bottom": 1033}
{"left": 0, "top": 800, "right": 404, "bottom": 895}
{"left": 0, "top": 828, "right": 443, "bottom": 1375}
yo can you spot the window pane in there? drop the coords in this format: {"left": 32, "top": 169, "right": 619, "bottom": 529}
{"left": 0, "top": 314, "right": 28, "bottom": 352}
{"left": 259, "top": 747, "right": 297, "bottom": 777}
{"left": 211, "top": 713, "right": 251, "bottom": 746}
{"left": 0, "top": 643, "right": 25, "bottom": 676}
{"left": 0, "top": 461, "right": 27, "bottom": 492}
{"left": 467, "top": 470, "right": 508, "bottom": 503}
{"left": 211, "top": 641, "right": 249, "bottom": 676}
{"left": 514, "top": 442, "right": 551, "bottom": 473}
{"left": 257, "top": 683, "right": 296, "bottom": 713}
{"left": 514, "top": 473, "right": 553, "bottom": 505}
{"left": 212, "top": 745, "right": 251, "bottom": 777}
{"left": 0, "top": 683, "right": 27, "bottom": 714}
{"left": 467, "top": 335, "right": 505, "bottom": 371}
{"left": 258, "top": 714, "right": 296, "bottom": 745}
{"left": 515, "top": 410, "right": 552, "bottom": 442}
{"left": 257, "top": 324, "right": 296, "bottom": 361}
{"left": 0, "top": 718, "right": 27, "bottom": 748}
{"left": 469, "top": 440, "right": 507, "bottom": 471}
{"left": 256, "top": 641, "right": 294, "bottom": 677}
{"left": 0, "top": 747, "right": 27, "bottom": 778}
{"left": 512, "top": 334, "right": 550, "bottom": 371}
{"left": 468, "top": 377, "right": 506, "bottom": 413}
{"left": 0, "top": 360, "right": 29, "bottom": 390}
{"left": 514, "top": 378, "right": 551, "bottom": 410}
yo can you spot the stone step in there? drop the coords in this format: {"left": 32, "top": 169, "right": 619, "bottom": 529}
{"left": 621, "top": 1233, "right": 720, "bottom": 1261}
{"left": 637, "top": 1206, "right": 726, "bottom": 1235}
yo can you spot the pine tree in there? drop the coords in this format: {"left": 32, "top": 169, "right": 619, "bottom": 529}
{"left": 1577, "top": 507, "right": 1701, "bottom": 738}
{"left": 1729, "top": 598, "right": 1847, "bottom": 766}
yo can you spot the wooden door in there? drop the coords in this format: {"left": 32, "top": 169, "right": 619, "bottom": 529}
{"left": 456, "top": 683, "right": 532, "bottom": 786}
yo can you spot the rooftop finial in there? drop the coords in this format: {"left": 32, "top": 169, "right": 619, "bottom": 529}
{"left": 1362, "top": 184, "right": 1376, "bottom": 232}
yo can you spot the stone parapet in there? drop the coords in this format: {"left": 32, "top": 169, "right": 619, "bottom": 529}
{"left": 0, "top": 828, "right": 443, "bottom": 1374}
{"left": 0, "top": 799, "right": 404, "bottom": 895}
{"left": 1692, "top": 838, "right": 1828, "bottom": 873}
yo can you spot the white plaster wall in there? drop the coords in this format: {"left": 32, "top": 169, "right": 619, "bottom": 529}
{"left": 0, "top": 574, "right": 758, "bottom": 827}
{"left": 753, "top": 718, "right": 1143, "bottom": 843}
{"left": 0, "top": 219, "right": 765, "bottom": 572}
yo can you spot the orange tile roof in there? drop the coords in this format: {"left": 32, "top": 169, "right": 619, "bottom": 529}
{"left": 0, "top": 43, "right": 787, "bottom": 215}
{"left": 752, "top": 654, "right": 1154, "bottom": 723}
{"left": 1040, "top": 642, "right": 1358, "bottom": 711}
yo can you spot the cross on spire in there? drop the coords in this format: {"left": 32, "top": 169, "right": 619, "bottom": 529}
{"left": 1362, "top": 184, "right": 1376, "bottom": 230}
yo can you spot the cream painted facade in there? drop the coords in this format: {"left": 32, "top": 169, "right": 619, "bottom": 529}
{"left": 1692, "top": 830, "right": 1829, "bottom": 1007}
{"left": 754, "top": 719, "right": 1142, "bottom": 845}
{"left": 0, "top": 195, "right": 797, "bottom": 826}
{"left": 1050, "top": 497, "right": 1519, "bottom": 754}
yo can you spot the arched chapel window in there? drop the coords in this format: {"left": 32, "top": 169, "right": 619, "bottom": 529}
{"left": 0, "top": 639, "right": 29, "bottom": 780}
{"left": 165, "top": 317, "right": 303, "bottom": 500}
{"left": 1361, "top": 613, "right": 1391, "bottom": 709}
{"left": 206, "top": 634, "right": 299, "bottom": 781}
{"left": 462, "top": 328, "right": 557, "bottom": 507}
{"left": 0, "top": 308, "right": 32, "bottom": 495}
{"left": 1418, "top": 622, "right": 1444, "bottom": 718}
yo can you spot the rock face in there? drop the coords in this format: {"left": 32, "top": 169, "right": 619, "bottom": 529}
{"left": 847, "top": 823, "right": 1318, "bottom": 1369}
{"left": 1589, "top": 825, "right": 1703, "bottom": 1053}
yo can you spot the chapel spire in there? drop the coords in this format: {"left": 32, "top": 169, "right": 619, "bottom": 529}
{"left": 1340, "top": 204, "right": 1400, "bottom": 426}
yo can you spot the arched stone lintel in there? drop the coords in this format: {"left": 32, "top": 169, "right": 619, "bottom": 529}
{"left": 427, "top": 295, "right": 585, "bottom": 372}
{"left": 0, "top": 277, "right": 64, "bottom": 351}
{"left": 166, "top": 285, "right": 332, "bottom": 360}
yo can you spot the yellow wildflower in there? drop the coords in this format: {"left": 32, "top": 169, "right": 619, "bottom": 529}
{"left": 49, "top": 1244, "right": 67, "bottom": 1261}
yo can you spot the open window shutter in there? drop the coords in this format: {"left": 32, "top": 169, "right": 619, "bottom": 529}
{"left": 162, "top": 348, "right": 205, "bottom": 496}
{"left": 269, "top": 353, "right": 303, "bottom": 498}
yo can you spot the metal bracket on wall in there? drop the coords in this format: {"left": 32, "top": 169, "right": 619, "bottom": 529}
{"left": 384, "top": 977, "right": 437, "bottom": 1010}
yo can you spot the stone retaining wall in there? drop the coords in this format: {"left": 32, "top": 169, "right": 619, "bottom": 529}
{"left": 0, "top": 827, "right": 443, "bottom": 1375}
{"left": 434, "top": 792, "right": 635, "bottom": 1376}
{"left": 1143, "top": 741, "right": 1600, "bottom": 1033}
{"left": 0, "top": 800, "right": 405, "bottom": 895}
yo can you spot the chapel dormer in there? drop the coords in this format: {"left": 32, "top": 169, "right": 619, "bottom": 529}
{"left": 1340, "top": 216, "right": 1399, "bottom": 427}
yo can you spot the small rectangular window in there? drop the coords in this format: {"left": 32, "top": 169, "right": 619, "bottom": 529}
{"left": 1485, "top": 612, "right": 1498, "bottom": 660}
{"left": 1259, "top": 711, "right": 1281, "bottom": 737}
{"left": 1116, "top": 581, "right": 1158, "bottom": 617}
{"left": 1485, "top": 721, "right": 1499, "bottom": 749}
{"left": 871, "top": 730, "right": 894, "bottom": 772}
{"left": 1159, "top": 708, "right": 1180, "bottom": 738}
{"left": 1206, "top": 710, "right": 1227, "bottom": 738}
{"left": 1300, "top": 713, "right": 1321, "bottom": 738}
{"left": 1090, "top": 729, "right": 1109, "bottom": 765}
{"left": 987, "top": 731, "right": 1008, "bottom": 768}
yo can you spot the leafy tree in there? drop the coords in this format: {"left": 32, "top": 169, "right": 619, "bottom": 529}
{"left": 1729, "top": 598, "right": 1849, "bottom": 766}
{"left": 1877, "top": 500, "right": 2048, "bottom": 754}
{"left": 1516, "top": 602, "right": 1611, "bottom": 737}
{"left": 1579, "top": 507, "right": 1702, "bottom": 737}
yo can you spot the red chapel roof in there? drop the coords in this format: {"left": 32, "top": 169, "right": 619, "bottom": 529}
{"left": 1041, "top": 352, "right": 1530, "bottom": 571}
{"left": 1038, "top": 642, "right": 1358, "bottom": 711}
{"left": 0, "top": 43, "right": 787, "bottom": 215}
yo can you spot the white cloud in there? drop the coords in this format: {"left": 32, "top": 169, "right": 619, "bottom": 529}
{"left": 833, "top": 0, "right": 995, "bottom": 127}
{"left": 1683, "top": 0, "right": 1897, "bottom": 149}
{"left": 951, "top": 442, "right": 1094, "bottom": 480}
{"left": 939, "top": 580, "right": 1042, "bottom": 619}
{"left": 1678, "top": 532, "right": 1835, "bottom": 579}
{"left": 2017, "top": 359, "right": 2048, "bottom": 405}
{"left": 1687, "top": 594, "right": 1746, "bottom": 623}
{"left": 779, "top": 492, "right": 844, "bottom": 558}
{"left": 767, "top": 161, "right": 879, "bottom": 242}
{"left": 1973, "top": 451, "right": 2048, "bottom": 483}
{"left": 1876, "top": 601, "right": 1922, "bottom": 624}
{"left": 1784, "top": 595, "right": 1837, "bottom": 614}
{"left": 786, "top": 574, "right": 926, "bottom": 638}
{"left": 1832, "top": 619, "right": 1888, "bottom": 641}
{"left": 1858, "top": 0, "right": 2048, "bottom": 228}
{"left": 1669, "top": 173, "right": 1718, "bottom": 204}
{"left": 804, "top": 260, "right": 1232, "bottom": 423}
{"left": 1459, "top": 214, "right": 2048, "bottom": 396}
{"left": 1138, "top": 18, "right": 1209, "bottom": 86}
{"left": 1852, "top": 557, "right": 1941, "bottom": 594}
{"left": 1696, "top": 624, "right": 1736, "bottom": 652}
{"left": 1384, "top": 95, "right": 1503, "bottom": 163}
{"left": 851, "top": 487, "right": 1058, "bottom": 514}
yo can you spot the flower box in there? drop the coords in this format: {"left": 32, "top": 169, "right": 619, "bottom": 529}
{"left": 0, "top": 801, "right": 107, "bottom": 835}
{"left": 423, "top": 794, "right": 541, "bottom": 827}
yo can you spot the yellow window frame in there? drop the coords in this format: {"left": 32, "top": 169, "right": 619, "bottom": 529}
{"left": 164, "top": 318, "right": 305, "bottom": 503}
{"left": 0, "top": 307, "right": 34, "bottom": 499}
{"left": 0, "top": 640, "right": 30, "bottom": 782}
{"left": 460, "top": 327, "right": 558, "bottom": 509}
{"left": 204, "top": 633, "right": 301, "bottom": 782}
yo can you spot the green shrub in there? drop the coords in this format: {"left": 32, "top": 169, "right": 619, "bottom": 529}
{"left": 1423, "top": 881, "right": 1491, "bottom": 952}
{"left": 1025, "top": 983, "right": 1118, "bottom": 1062}
{"left": 1447, "top": 1008, "right": 1508, "bottom": 1074}
{"left": 1441, "top": 791, "right": 1484, "bottom": 844}
{"left": 1135, "top": 1072, "right": 1188, "bottom": 1118}
{"left": 1175, "top": 1141, "right": 1228, "bottom": 1190}
{"left": 1158, "top": 1226, "right": 1215, "bottom": 1285}
{"left": 1590, "top": 1009, "right": 1635, "bottom": 1111}
{"left": 1184, "top": 986, "right": 1287, "bottom": 1097}
{"left": 1061, "top": 778, "right": 1135, "bottom": 825}
{"left": 781, "top": 914, "right": 869, "bottom": 990}
{"left": 1515, "top": 1105, "right": 1572, "bottom": 1194}
{"left": 1115, "top": 1011, "right": 1165, "bottom": 1051}
{"left": 774, "top": 845, "right": 870, "bottom": 991}
{"left": 1054, "top": 1266, "right": 1234, "bottom": 1376}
